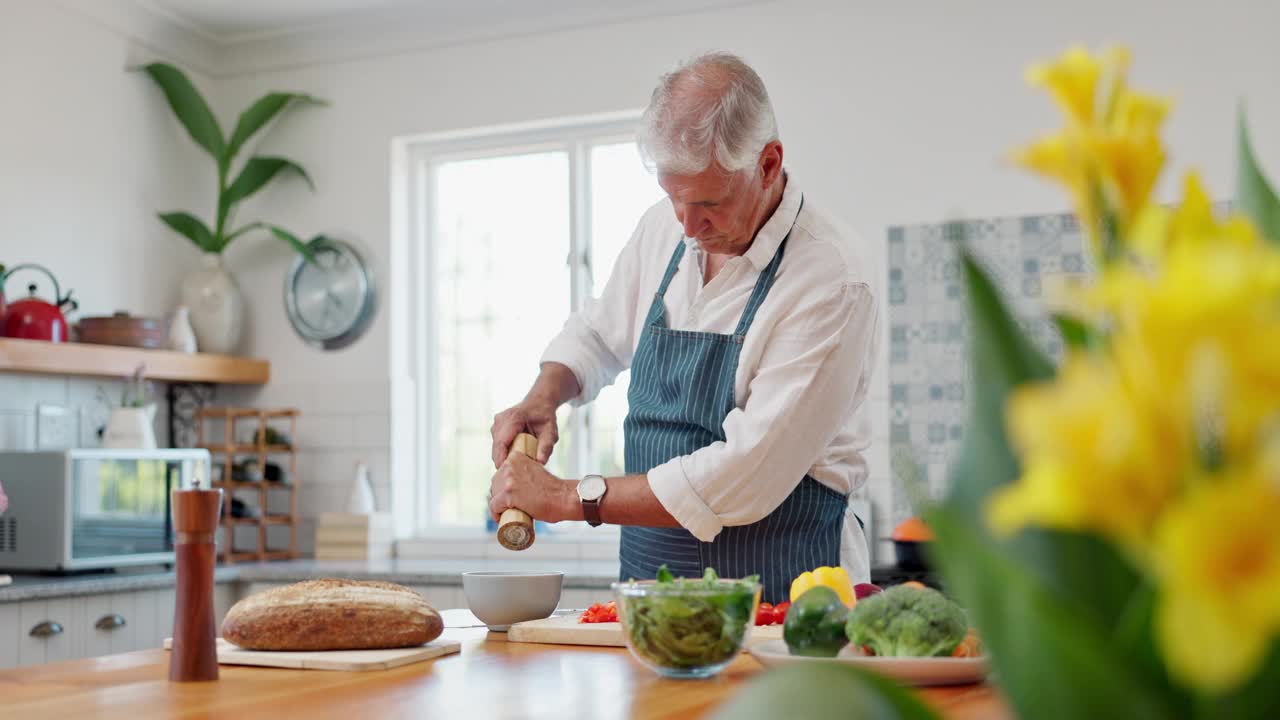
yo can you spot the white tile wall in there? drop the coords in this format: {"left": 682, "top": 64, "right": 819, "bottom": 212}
{"left": 0, "top": 374, "right": 169, "bottom": 451}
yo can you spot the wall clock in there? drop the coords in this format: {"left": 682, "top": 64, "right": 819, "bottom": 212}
{"left": 284, "top": 236, "right": 376, "bottom": 350}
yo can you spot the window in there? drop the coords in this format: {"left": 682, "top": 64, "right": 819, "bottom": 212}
{"left": 393, "top": 114, "right": 665, "bottom": 533}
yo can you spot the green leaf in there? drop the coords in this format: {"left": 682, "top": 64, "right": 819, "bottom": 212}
{"left": 709, "top": 662, "right": 940, "bottom": 720}
{"left": 221, "top": 222, "right": 264, "bottom": 249}
{"left": 1237, "top": 108, "right": 1280, "bottom": 246}
{"left": 224, "top": 156, "right": 313, "bottom": 206}
{"left": 138, "top": 63, "right": 225, "bottom": 161}
{"left": 266, "top": 226, "right": 318, "bottom": 264}
{"left": 928, "top": 509, "right": 1185, "bottom": 720}
{"left": 220, "top": 156, "right": 313, "bottom": 225}
{"left": 1052, "top": 312, "right": 1098, "bottom": 351}
{"left": 158, "top": 212, "right": 216, "bottom": 252}
{"left": 225, "top": 92, "right": 325, "bottom": 163}
{"left": 946, "top": 250, "right": 1054, "bottom": 518}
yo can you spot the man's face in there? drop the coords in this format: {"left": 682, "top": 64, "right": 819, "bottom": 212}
{"left": 658, "top": 163, "right": 766, "bottom": 257}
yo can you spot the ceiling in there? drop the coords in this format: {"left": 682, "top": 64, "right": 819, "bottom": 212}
{"left": 138, "top": 0, "right": 754, "bottom": 44}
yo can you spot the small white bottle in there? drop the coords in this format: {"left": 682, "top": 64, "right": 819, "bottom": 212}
{"left": 168, "top": 305, "right": 198, "bottom": 353}
{"left": 346, "top": 461, "right": 376, "bottom": 514}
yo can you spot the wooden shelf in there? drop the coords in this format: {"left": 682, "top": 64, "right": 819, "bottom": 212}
{"left": 203, "top": 405, "right": 300, "bottom": 566}
{"left": 224, "top": 551, "right": 266, "bottom": 563}
{"left": 216, "top": 481, "right": 295, "bottom": 491}
{"left": 0, "top": 337, "right": 269, "bottom": 384}
{"left": 198, "top": 408, "right": 299, "bottom": 419}
{"left": 204, "top": 444, "right": 294, "bottom": 454}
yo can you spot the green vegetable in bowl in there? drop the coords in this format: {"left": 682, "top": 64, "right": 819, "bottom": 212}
{"left": 845, "top": 584, "right": 968, "bottom": 657}
{"left": 783, "top": 586, "right": 850, "bottom": 657}
{"left": 618, "top": 565, "right": 758, "bottom": 674}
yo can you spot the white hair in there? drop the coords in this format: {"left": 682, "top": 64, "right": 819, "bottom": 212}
{"left": 637, "top": 52, "right": 779, "bottom": 176}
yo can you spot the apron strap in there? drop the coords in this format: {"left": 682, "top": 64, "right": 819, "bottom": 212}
{"left": 654, "top": 241, "right": 687, "bottom": 299}
{"left": 733, "top": 195, "right": 803, "bottom": 336}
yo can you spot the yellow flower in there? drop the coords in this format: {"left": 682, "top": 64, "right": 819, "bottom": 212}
{"left": 1085, "top": 121, "right": 1165, "bottom": 222}
{"left": 987, "top": 353, "right": 1184, "bottom": 545}
{"left": 1129, "top": 172, "right": 1262, "bottom": 259}
{"left": 1026, "top": 46, "right": 1105, "bottom": 126}
{"left": 1093, "top": 241, "right": 1280, "bottom": 463}
{"left": 1154, "top": 468, "right": 1280, "bottom": 691}
{"left": 1013, "top": 46, "right": 1170, "bottom": 257}
{"left": 1013, "top": 132, "right": 1096, "bottom": 229}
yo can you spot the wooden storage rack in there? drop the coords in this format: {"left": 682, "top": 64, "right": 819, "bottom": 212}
{"left": 196, "top": 407, "right": 300, "bottom": 564}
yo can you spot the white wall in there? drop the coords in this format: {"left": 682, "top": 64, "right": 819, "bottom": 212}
{"left": 209, "top": 0, "right": 1280, "bottom": 561}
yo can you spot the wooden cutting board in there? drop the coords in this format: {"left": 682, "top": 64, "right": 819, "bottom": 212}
{"left": 162, "top": 637, "right": 461, "bottom": 671}
{"left": 506, "top": 615, "right": 783, "bottom": 648}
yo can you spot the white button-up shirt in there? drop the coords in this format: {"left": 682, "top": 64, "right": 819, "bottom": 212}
{"left": 542, "top": 173, "right": 879, "bottom": 582}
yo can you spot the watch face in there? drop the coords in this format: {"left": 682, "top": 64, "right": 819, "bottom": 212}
{"left": 285, "top": 237, "right": 376, "bottom": 350}
{"left": 578, "top": 475, "right": 606, "bottom": 502}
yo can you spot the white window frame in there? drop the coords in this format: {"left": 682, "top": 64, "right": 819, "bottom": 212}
{"left": 390, "top": 110, "right": 644, "bottom": 539}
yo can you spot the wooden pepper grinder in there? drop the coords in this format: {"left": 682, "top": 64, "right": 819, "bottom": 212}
{"left": 496, "top": 433, "right": 539, "bottom": 551}
{"left": 169, "top": 478, "right": 223, "bottom": 682}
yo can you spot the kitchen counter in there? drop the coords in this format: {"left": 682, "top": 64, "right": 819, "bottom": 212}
{"left": 0, "top": 625, "right": 1010, "bottom": 719}
{"left": 0, "top": 558, "right": 621, "bottom": 603}
{"left": 0, "top": 567, "right": 244, "bottom": 602}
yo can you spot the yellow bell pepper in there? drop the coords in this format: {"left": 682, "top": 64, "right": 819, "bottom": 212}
{"left": 789, "top": 566, "right": 856, "bottom": 606}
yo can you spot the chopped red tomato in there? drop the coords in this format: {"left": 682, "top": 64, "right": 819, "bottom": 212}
{"left": 755, "top": 601, "right": 790, "bottom": 626}
{"left": 755, "top": 602, "right": 776, "bottom": 625}
{"left": 579, "top": 601, "right": 618, "bottom": 623}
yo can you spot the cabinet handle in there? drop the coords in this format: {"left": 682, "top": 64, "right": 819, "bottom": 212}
{"left": 95, "top": 613, "right": 127, "bottom": 631}
{"left": 30, "top": 621, "right": 63, "bottom": 638}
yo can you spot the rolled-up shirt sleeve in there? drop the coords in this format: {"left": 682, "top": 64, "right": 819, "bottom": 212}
{"left": 647, "top": 282, "right": 878, "bottom": 541}
{"left": 541, "top": 222, "right": 646, "bottom": 406}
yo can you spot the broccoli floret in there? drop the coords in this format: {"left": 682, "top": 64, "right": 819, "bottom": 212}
{"left": 845, "top": 584, "right": 968, "bottom": 657}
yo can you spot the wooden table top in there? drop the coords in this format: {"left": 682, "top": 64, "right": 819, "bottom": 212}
{"left": 0, "top": 627, "right": 1011, "bottom": 719}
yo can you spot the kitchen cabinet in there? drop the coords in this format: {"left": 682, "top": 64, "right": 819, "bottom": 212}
{"left": 0, "top": 584, "right": 241, "bottom": 670}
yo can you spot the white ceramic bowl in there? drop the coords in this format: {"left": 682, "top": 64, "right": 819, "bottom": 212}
{"left": 462, "top": 571, "right": 564, "bottom": 631}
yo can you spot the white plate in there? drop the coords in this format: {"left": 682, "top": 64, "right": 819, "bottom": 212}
{"left": 747, "top": 640, "right": 989, "bottom": 686}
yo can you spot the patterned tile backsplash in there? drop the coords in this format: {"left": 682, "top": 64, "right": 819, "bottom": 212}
{"left": 886, "top": 211, "right": 1094, "bottom": 526}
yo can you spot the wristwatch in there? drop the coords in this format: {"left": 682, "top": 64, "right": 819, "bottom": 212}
{"left": 578, "top": 474, "right": 607, "bottom": 527}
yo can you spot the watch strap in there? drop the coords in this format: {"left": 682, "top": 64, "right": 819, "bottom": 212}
{"left": 580, "top": 474, "right": 605, "bottom": 527}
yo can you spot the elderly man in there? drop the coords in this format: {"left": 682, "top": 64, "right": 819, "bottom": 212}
{"left": 489, "top": 51, "right": 878, "bottom": 601}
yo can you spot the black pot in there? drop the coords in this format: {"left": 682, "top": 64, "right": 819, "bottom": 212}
{"left": 894, "top": 540, "right": 931, "bottom": 571}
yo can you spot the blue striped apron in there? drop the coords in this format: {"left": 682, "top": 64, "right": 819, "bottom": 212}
{"left": 619, "top": 200, "right": 848, "bottom": 603}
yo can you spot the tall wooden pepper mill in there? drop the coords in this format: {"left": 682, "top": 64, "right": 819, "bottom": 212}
{"left": 169, "top": 478, "right": 223, "bottom": 682}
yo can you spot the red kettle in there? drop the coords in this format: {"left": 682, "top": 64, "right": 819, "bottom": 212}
{"left": 0, "top": 264, "right": 78, "bottom": 343}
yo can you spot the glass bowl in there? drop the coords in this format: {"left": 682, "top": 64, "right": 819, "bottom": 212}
{"left": 612, "top": 576, "right": 761, "bottom": 679}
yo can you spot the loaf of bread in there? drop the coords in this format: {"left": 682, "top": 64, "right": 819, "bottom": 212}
{"left": 221, "top": 578, "right": 444, "bottom": 651}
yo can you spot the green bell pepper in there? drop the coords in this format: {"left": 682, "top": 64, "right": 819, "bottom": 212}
{"left": 783, "top": 586, "right": 850, "bottom": 657}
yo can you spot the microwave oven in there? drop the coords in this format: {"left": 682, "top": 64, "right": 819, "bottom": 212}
{"left": 0, "top": 449, "right": 212, "bottom": 572}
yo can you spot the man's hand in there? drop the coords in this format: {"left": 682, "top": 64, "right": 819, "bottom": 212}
{"left": 491, "top": 398, "right": 559, "bottom": 467}
{"left": 488, "top": 453, "right": 579, "bottom": 523}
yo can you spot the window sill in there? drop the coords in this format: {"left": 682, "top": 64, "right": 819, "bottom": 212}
{"left": 398, "top": 528, "right": 619, "bottom": 562}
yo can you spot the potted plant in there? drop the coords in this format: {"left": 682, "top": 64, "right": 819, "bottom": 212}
{"left": 140, "top": 62, "right": 323, "bottom": 354}
{"left": 101, "top": 364, "right": 158, "bottom": 449}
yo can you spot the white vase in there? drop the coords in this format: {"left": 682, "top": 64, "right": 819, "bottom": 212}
{"left": 181, "top": 253, "right": 244, "bottom": 355}
{"left": 103, "top": 405, "right": 157, "bottom": 449}
{"left": 167, "top": 305, "right": 198, "bottom": 353}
